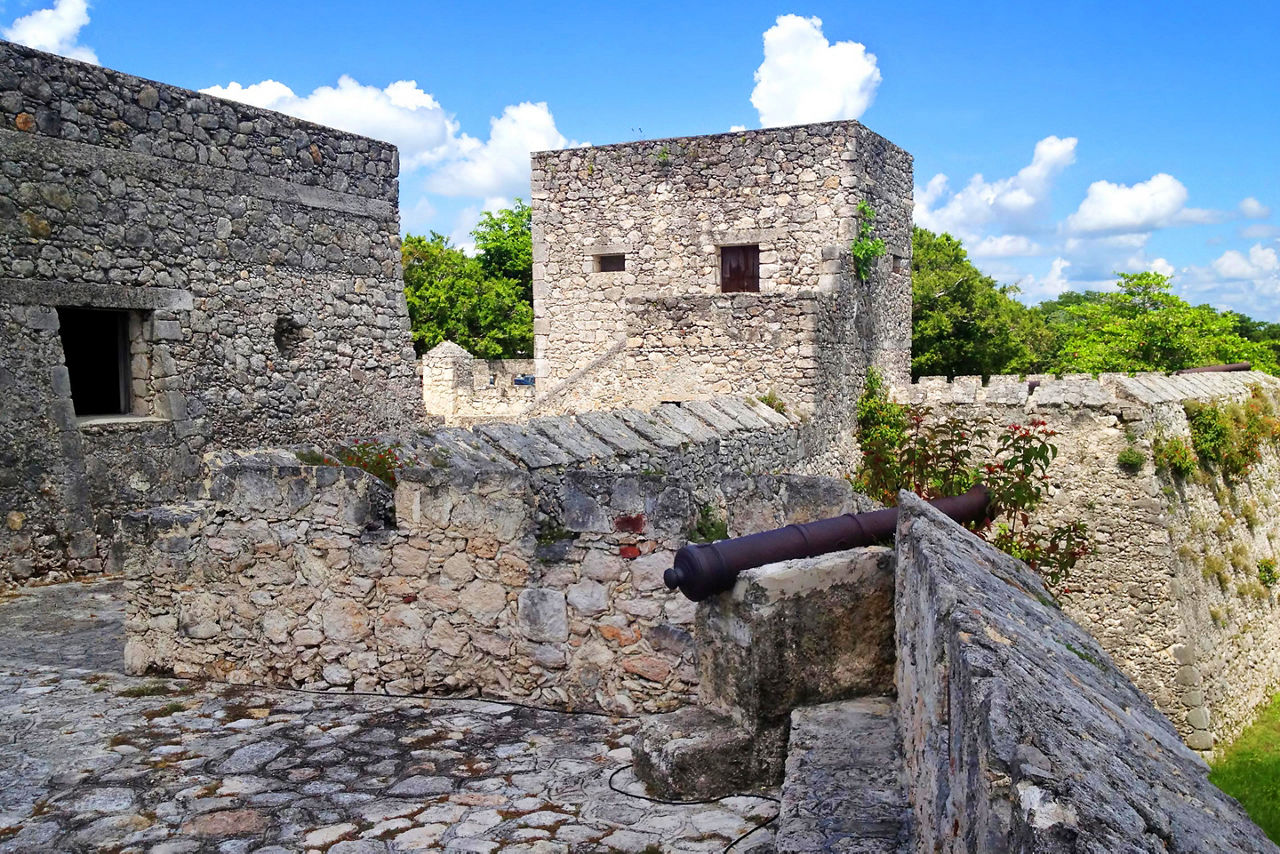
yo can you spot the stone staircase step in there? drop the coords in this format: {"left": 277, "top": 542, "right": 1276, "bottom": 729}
{"left": 776, "top": 696, "right": 910, "bottom": 853}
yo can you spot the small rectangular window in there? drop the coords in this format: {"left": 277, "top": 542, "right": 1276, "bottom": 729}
{"left": 57, "top": 307, "right": 131, "bottom": 416}
{"left": 720, "top": 245, "right": 760, "bottom": 293}
{"left": 597, "top": 254, "right": 625, "bottom": 273}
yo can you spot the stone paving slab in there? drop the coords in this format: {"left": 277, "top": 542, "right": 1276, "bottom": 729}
{"left": 0, "top": 580, "right": 778, "bottom": 853}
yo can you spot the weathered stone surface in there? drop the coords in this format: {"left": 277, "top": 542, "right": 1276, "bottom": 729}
{"left": 895, "top": 492, "right": 1278, "bottom": 853}
{"left": 777, "top": 697, "right": 908, "bottom": 854}
{"left": 517, "top": 589, "right": 568, "bottom": 643}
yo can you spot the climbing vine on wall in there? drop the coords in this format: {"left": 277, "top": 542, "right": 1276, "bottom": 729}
{"left": 852, "top": 369, "right": 1092, "bottom": 587}
{"left": 850, "top": 200, "right": 886, "bottom": 283}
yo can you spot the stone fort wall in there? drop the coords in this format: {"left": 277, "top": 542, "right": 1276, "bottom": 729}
{"left": 902, "top": 370, "right": 1280, "bottom": 752}
{"left": 0, "top": 42, "right": 420, "bottom": 586}
{"left": 120, "top": 396, "right": 868, "bottom": 714}
{"left": 519, "top": 122, "right": 913, "bottom": 420}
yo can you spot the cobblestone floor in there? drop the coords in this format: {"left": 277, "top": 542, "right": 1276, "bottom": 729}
{"left": 0, "top": 579, "right": 777, "bottom": 853}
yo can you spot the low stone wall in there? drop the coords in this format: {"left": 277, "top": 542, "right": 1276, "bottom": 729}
{"left": 420, "top": 341, "right": 535, "bottom": 423}
{"left": 121, "top": 396, "right": 860, "bottom": 713}
{"left": 902, "top": 370, "right": 1280, "bottom": 752}
{"left": 895, "top": 493, "right": 1274, "bottom": 852}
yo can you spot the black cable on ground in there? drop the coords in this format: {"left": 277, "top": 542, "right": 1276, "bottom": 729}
{"left": 607, "top": 764, "right": 781, "bottom": 852}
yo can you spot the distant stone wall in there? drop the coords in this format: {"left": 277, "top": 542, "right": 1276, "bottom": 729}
{"left": 902, "top": 370, "right": 1280, "bottom": 751}
{"left": 420, "top": 341, "right": 535, "bottom": 423}
{"left": 0, "top": 42, "right": 419, "bottom": 584}
{"left": 121, "top": 396, "right": 859, "bottom": 712}
{"left": 527, "top": 121, "right": 912, "bottom": 420}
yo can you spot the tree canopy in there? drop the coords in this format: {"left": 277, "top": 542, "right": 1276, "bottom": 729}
{"left": 1046, "top": 271, "right": 1278, "bottom": 374}
{"left": 910, "top": 226, "right": 1053, "bottom": 379}
{"left": 401, "top": 207, "right": 533, "bottom": 360}
{"left": 910, "top": 228, "right": 1279, "bottom": 378}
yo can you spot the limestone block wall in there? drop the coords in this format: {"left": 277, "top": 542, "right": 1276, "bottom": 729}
{"left": 122, "top": 396, "right": 860, "bottom": 713}
{"left": 901, "top": 370, "right": 1280, "bottom": 751}
{"left": 0, "top": 42, "right": 420, "bottom": 584}
{"left": 528, "top": 121, "right": 912, "bottom": 420}
{"left": 420, "top": 341, "right": 536, "bottom": 423}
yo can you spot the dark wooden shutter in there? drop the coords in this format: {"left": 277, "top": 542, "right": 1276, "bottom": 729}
{"left": 721, "top": 245, "right": 760, "bottom": 293}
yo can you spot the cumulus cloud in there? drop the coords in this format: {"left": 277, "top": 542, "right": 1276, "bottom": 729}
{"left": 201, "top": 76, "right": 460, "bottom": 170}
{"left": 1150, "top": 257, "right": 1175, "bottom": 277}
{"left": 3, "top": 0, "right": 97, "bottom": 64}
{"left": 426, "top": 102, "right": 574, "bottom": 199}
{"left": 1064, "top": 173, "right": 1219, "bottom": 235}
{"left": 1017, "top": 257, "right": 1074, "bottom": 303}
{"left": 970, "top": 234, "right": 1042, "bottom": 258}
{"left": 914, "top": 136, "right": 1077, "bottom": 242}
{"left": 1241, "top": 223, "right": 1280, "bottom": 240}
{"left": 750, "top": 15, "right": 881, "bottom": 128}
{"left": 1239, "top": 197, "right": 1271, "bottom": 219}
{"left": 1212, "top": 243, "right": 1280, "bottom": 280}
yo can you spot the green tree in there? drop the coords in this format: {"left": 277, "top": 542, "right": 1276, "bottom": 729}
{"left": 1050, "top": 272, "right": 1278, "bottom": 374}
{"left": 471, "top": 199, "right": 533, "bottom": 300}
{"left": 910, "top": 227, "right": 1054, "bottom": 379}
{"left": 401, "top": 232, "right": 533, "bottom": 359}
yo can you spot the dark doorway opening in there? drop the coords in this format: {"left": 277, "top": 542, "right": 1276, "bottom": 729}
{"left": 57, "top": 307, "right": 131, "bottom": 416}
{"left": 720, "top": 245, "right": 760, "bottom": 293}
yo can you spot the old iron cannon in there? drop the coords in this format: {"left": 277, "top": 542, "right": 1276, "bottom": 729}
{"left": 1175, "top": 362, "right": 1251, "bottom": 374}
{"left": 663, "top": 484, "right": 991, "bottom": 601}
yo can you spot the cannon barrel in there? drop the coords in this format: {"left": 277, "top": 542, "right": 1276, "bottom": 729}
{"left": 663, "top": 485, "right": 991, "bottom": 601}
{"left": 1175, "top": 362, "right": 1251, "bottom": 374}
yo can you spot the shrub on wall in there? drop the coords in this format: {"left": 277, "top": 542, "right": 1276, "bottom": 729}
{"left": 852, "top": 370, "right": 1091, "bottom": 587}
{"left": 1184, "top": 387, "right": 1280, "bottom": 480}
{"left": 1153, "top": 433, "right": 1198, "bottom": 478}
{"left": 296, "top": 440, "right": 415, "bottom": 487}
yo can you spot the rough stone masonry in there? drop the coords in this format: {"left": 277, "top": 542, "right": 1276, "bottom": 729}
{"left": 0, "top": 40, "right": 420, "bottom": 586}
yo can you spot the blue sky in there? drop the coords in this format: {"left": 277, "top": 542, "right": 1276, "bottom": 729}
{"left": 5, "top": 0, "right": 1278, "bottom": 318}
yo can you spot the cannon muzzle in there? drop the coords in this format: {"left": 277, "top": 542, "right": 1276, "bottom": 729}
{"left": 663, "top": 485, "right": 991, "bottom": 601}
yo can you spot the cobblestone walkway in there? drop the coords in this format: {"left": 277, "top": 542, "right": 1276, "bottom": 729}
{"left": 0, "top": 580, "right": 777, "bottom": 853}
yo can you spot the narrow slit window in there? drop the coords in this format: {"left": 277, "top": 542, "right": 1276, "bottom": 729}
{"left": 720, "top": 245, "right": 760, "bottom": 293}
{"left": 56, "top": 307, "right": 131, "bottom": 417}
{"left": 597, "top": 254, "right": 625, "bottom": 273}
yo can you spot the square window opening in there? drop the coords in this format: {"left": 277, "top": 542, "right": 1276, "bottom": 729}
{"left": 720, "top": 244, "right": 760, "bottom": 293}
{"left": 56, "top": 307, "right": 133, "bottom": 417}
{"left": 596, "top": 254, "right": 626, "bottom": 273}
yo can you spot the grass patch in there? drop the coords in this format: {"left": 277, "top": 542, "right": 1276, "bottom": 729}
{"left": 1211, "top": 692, "right": 1280, "bottom": 842}
{"left": 117, "top": 681, "right": 174, "bottom": 698}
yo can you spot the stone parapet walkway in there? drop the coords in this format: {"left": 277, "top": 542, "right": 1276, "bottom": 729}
{"left": 0, "top": 580, "right": 777, "bottom": 852}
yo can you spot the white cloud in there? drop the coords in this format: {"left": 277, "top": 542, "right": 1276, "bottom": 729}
{"left": 1064, "top": 173, "right": 1220, "bottom": 235}
{"left": 1150, "top": 257, "right": 1175, "bottom": 277}
{"left": 201, "top": 76, "right": 461, "bottom": 170}
{"left": 426, "top": 102, "right": 574, "bottom": 199}
{"left": 1017, "top": 257, "right": 1073, "bottom": 303}
{"left": 970, "top": 234, "right": 1042, "bottom": 258}
{"left": 1239, "top": 197, "right": 1271, "bottom": 219}
{"left": 729, "top": 125, "right": 747, "bottom": 132}
{"left": 750, "top": 14, "right": 881, "bottom": 128}
{"left": 1212, "top": 243, "right": 1280, "bottom": 280}
{"left": 3, "top": 0, "right": 97, "bottom": 64}
{"left": 913, "top": 136, "right": 1077, "bottom": 242}
{"left": 1241, "top": 223, "right": 1280, "bottom": 240}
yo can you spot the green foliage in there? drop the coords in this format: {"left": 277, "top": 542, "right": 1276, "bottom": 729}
{"left": 1047, "top": 272, "right": 1279, "bottom": 374}
{"left": 1153, "top": 433, "right": 1198, "bottom": 478}
{"left": 1260, "top": 558, "right": 1278, "bottom": 588}
{"left": 911, "top": 227, "right": 1054, "bottom": 379}
{"left": 471, "top": 199, "right": 533, "bottom": 301}
{"left": 757, "top": 390, "right": 787, "bottom": 415}
{"left": 1211, "top": 692, "right": 1280, "bottom": 842}
{"left": 402, "top": 201, "right": 535, "bottom": 359}
{"left": 1116, "top": 446, "right": 1146, "bottom": 472}
{"left": 852, "top": 375, "right": 1091, "bottom": 587}
{"left": 296, "top": 440, "right": 412, "bottom": 487}
{"left": 1184, "top": 388, "right": 1280, "bottom": 480}
{"left": 850, "top": 201, "right": 887, "bottom": 283}
{"left": 690, "top": 504, "right": 729, "bottom": 544}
